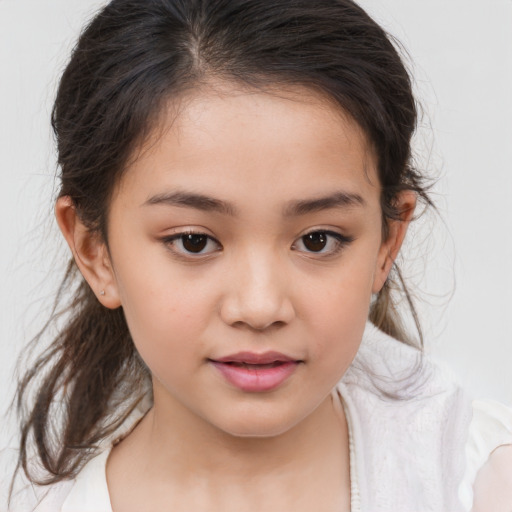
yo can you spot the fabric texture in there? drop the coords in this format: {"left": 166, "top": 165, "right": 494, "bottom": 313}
{"left": 338, "top": 323, "right": 471, "bottom": 511}
{"left": 2, "top": 323, "right": 511, "bottom": 511}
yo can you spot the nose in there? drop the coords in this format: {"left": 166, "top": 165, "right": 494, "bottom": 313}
{"left": 219, "top": 250, "right": 296, "bottom": 331}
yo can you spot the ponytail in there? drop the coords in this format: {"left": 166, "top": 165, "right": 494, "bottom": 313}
{"left": 15, "top": 261, "right": 149, "bottom": 485}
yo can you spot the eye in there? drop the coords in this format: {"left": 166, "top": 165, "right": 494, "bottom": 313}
{"left": 292, "top": 230, "right": 353, "bottom": 256}
{"left": 163, "top": 231, "right": 221, "bottom": 257}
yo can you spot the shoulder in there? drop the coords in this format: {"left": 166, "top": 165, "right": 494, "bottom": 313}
{"left": 0, "top": 447, "right": 73, "bottom": 512}
{"left": 338, "top": 323, "right": 471, "bottom": 511}
{"left": 472, "top": 444, "right": 512, "bottom": 511}
{"left": 0, "top": 447, "right": 111, "bottom": 512}
{"left": 461, "top": 399, "right": 512, "bottom": 511}
{"left": 0, "top": 397, "right": 149, "bottom": 511}
{"left": 338, "top": 324, "right": 512, "bottom": 510}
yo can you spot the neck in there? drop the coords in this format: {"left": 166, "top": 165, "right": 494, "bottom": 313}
{"left": 106, "top": 383, "right": 351, "bottom": 511}
{"left": 123, "top": 382, "right": 349, "bottom": 485}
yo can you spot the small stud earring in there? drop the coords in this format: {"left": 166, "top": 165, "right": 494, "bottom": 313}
{"left": 100, "top": 290, "right": 105, "bottom": 296}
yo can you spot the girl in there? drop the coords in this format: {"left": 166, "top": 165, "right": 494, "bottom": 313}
{"left": 3, "top": 0, "right": 512, "bottom": 510}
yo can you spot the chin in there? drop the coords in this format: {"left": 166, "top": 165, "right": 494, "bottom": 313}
{"left": 211, "top": 408, "right": 304, "bottom": 439}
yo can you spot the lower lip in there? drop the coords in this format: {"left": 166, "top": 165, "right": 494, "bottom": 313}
{"left": 210, "top": 361, "right": 299, "bottom": 392}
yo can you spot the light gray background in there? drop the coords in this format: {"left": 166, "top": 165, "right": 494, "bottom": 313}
{"left": 1, "top": 0, "right": 511, "bottom": 450}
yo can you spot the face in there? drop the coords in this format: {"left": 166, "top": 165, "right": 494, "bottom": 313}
{"left": 94, "top": 85, "right": 399, "bottom": 438}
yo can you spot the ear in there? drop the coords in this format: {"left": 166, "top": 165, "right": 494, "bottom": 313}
{"left": 55, "top": 196, "right": 121, "bottom": 309}
{"left": 372, "top": 190, "right": 416, "bottom": 294}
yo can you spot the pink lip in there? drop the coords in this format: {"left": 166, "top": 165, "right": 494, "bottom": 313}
{"left": 210, "top": 351, "right": 301, "bottom": 392}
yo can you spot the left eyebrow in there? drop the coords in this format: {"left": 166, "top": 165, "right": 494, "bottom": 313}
{"left": 283, "top": 191, "right": 366, "bottom": 217}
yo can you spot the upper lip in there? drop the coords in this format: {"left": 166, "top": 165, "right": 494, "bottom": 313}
{"left": 211, "top": 351, "right": 300, "bottom": 365}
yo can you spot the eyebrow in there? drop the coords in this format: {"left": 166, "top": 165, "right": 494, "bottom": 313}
{"left": 143, "top": 190, "right": 365, "bottom": 216}
{"left": 283, "top": 191, "right": 365, "bottom": 216}
{"left": 143, "top": 191, "right": 238, "bottom": 216}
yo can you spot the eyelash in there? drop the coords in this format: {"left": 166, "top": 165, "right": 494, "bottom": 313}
{"left": 161, "top": 230, "right": 222, "bottom": 259}
{"left": 291, "top": 230, "right": 354, "bottom": 258}
{"left": 161, "top": 229, "right": 354, "bottom": 260}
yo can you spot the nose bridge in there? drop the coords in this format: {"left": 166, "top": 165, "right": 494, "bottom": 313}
{"left": 221, "top": 243, "right": 294, "bottom": 330}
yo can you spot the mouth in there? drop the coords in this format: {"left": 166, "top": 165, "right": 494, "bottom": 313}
{"left": 209, "top": 351, "right": 302, "bottom": 392}
{"left": 221, "top": 361, "right": 288, "bottom": 370}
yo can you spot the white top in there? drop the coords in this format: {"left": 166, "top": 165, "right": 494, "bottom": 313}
{"left": 3, "top": 323, "right": 512, "bottom": 511}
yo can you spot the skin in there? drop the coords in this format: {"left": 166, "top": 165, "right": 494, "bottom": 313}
{"left": 471, "top": 445, "right": 512, "bottom": 512}
{"left": 56, "top": 83, "right": 415, "bottom": 512}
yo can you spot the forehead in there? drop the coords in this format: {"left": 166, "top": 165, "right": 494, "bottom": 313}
{"left": 117, "top": 83, "right": 380, "bottom": 213}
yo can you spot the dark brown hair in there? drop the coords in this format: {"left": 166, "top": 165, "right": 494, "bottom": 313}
{"left": 15, "top": 0, "right": 431, "bottom": 488}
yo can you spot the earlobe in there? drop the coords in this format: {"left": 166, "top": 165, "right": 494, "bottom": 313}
{"left": 372, "top": 190, "right": 416, "bottom": 294}
{"left": 55, "top": 196, "right": 121, "bottom": 309}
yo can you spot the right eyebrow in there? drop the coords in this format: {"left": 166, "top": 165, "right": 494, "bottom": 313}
{"left": 143, "top": 191, "right": 238, "bottom": 216}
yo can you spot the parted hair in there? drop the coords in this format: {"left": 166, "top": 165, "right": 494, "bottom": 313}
{"left": 15, "top": 0, "right": 430, "bottom": 487}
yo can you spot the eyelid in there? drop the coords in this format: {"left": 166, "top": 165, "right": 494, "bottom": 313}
{"left": 160, "top": 227, "right": 354, "bottom": 261}
{"left": 161, "top": 229, "right": 222, "bottom": 259}
{"left": 291, "top": 229, "right": 354, "bottom": 257}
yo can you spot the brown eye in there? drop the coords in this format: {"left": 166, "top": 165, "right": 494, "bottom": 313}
{"left": 292, "top": 230, "right": 353, "bottom": 257}
{"left": 181, "top": 234, "right": 208, "bottom": 253}
{"left": 302, "top": 232, "right": 327, "bottom": 252}
{"left": 163, "top": 231, "right": 221, "bottom": 258}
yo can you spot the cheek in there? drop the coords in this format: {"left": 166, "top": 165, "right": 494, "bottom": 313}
{"left": 118, "top": 283, "right": 216, "bottom": 395}
{"left": 302, "top": 248, "right": 378, "bottom": 367}
{"left": 112, "top": 256, "right": 217, "bottom": 365}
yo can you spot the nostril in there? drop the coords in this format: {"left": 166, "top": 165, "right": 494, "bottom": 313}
{"left": 230, "top": 320, "right": 287, "bottom": 332}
